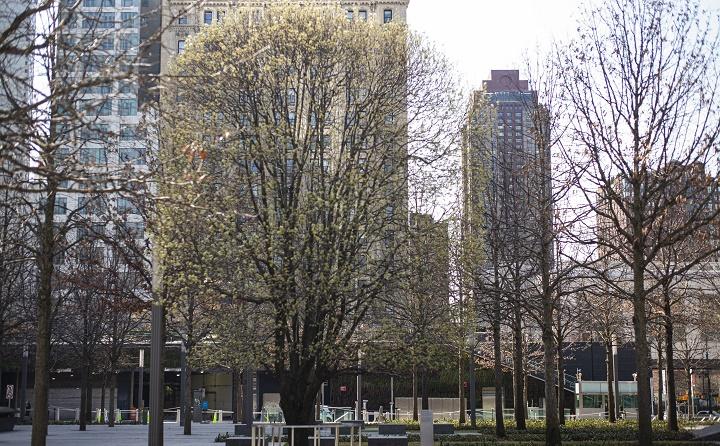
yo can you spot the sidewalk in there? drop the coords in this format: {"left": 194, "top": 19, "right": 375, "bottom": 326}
{"left": 0, "top": 423, "right": 233, "bottom": 445}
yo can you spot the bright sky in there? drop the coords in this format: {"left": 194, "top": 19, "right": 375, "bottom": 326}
{"left": 406, "top": 0, "right": 720, "bottom": 93}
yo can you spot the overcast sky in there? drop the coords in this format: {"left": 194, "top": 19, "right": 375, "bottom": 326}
{"left": 406, "top": 0, "right": 720, "bottom": 93}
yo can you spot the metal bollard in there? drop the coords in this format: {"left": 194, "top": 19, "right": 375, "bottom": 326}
{"left": 55, "top": 407, "right": 60, "bottom": 422}
{"left": 176, "top": 408, "right": 180, "bottom": 423}
{"left": 75, "top": 408, "right": 80, "bottom": 422}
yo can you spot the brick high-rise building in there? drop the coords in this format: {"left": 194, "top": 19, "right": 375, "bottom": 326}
{"left": 462, "top": 70, "right": 550, "bottom": 268}
{"left": 161, "top": 1, "right": 409, "bottom": 74}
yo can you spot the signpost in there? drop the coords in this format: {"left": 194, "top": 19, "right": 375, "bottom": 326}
{"left": 6, "top": 385, "right": 14, "bottom": 407}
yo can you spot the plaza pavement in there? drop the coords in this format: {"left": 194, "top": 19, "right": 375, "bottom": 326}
{"left": 0, "top": 422, "right": 234, "bottom": 445}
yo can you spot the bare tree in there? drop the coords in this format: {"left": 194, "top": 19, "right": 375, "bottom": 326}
{"left": 559, "top": 0, "right": 720, "bottom": 443}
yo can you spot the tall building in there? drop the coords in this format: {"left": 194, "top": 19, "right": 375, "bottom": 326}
{"left": 53, "top": 0, "right": 161, "bottom": 276}
{"left": 597, "top": 162, "right": 720, "bottom": 260}
{"left": 160, "top": 0, "right": 409, "bottom": 71}
{"left": 462, "top": 70, "right": 549, "bottom": 270}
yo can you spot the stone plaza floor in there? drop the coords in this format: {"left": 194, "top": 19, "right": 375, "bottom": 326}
{"left": 0, "top": 422, "right": 235, "bottom": 445}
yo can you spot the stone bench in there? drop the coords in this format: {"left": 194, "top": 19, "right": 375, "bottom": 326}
{"left": 225, "top": 436, "right": 252, "bottom": 446}
{"left": 368, "top": 435, "right": 408, "bottom": 446}
{"left": 234, "top": 424, "right": 251, "bottom": 436}
{"left": 339, "top": 420, "right": 363, "bottom": 435}
{"left": 377, "top": 424, "right": 406, "bottom": 436}
{"left": 433, "top": 423, "right": 454, "bottom": 435}
{"left": 0, "top": 408, "right": 16, "bottom": 432}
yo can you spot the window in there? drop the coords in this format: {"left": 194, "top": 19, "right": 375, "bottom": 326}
{"left": 177, "top": 39, "right": 185, "bottom": 54}
{"left": 100, "top": 36, "right": 114, "bottom": 50}
{"left": 83, "top": 0, "right": 97, "bottom": 5}
{"left": 80, "top": 147, "right": 107, "bottom": 164}
{"left": 119, "top": 147, "right": 146, "bottom": 165}
{"left": 99, "top": 12, "right": 115, "bottom": 28}
{"left": 117, "top": 197, "right": 140, "bottom": 214}
{"left": 385, "top": 205, "right": 394, "bottom": 220}
{"left": 177, "top": 15, "right": 187, "bottom": 24}
{"left": 203, "top": 10, "right": 212, "bottom": 24}
{"left": 287, "top": 88, "right": 297, "bottom": 107}
{"left": 383, "top": 9, "right": 392, "bottom": 23}
{"left": 359, "top": 10, "right": 367, "bottom": 21}
{"left": 119, "top": 33, "right": 139, "bottom": 50}
{"left": 54, "top": 197, "right": 68, "bottom": 215}
{"left": 120, "top": 222, "right": 145, "bottom": 239}
{"left": 119, "top": 98, "right": 137, "bottom": 116}
{"left": 100, "top": 0, "right": 115, "bottom": 6}
{"left": 121, "top": 0, "right": 136, "bottom": 6}
{"left": 119, "top": 81, "right": 135, "bottom": 94}
{"left": 216, "top": 10, "right": 224, "bottom": 22}
{"left": 120, "top": 125, "right": 137, "bottom": 140}
{"left": 96, "top": 100, "right": 112, "bottom": 116}
{"left": 98, "top": 84, "right": 112, "bottom": 95}
{"left": 346, "top": 9, "right": 353, "bottom": 21}
{"left": 120, "top": 11, "right": 137, "bottom": 28}
{"left": 78, "top": 223, "right": 105, "bottom": 240}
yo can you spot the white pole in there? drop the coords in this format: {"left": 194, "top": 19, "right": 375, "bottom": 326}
{"left": 390, "top": 376, "right": 395, "bottom": 420}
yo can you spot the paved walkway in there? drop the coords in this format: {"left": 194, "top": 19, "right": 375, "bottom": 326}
{"left": 0, "top": 423, "right": 234, "bottom": 445}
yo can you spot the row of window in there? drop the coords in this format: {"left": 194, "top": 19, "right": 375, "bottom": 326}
{"left": 53, "top": 196, "right": 144, "bottom": 215}
{"left": 81, "top": 81, "right": 137, "bottom": 96}
{"left": 346, "top": 8, "right": 393, "bottom": 23}
{"left": 76, "top": 11, "right": 138, "bottom": 29}
{"left": 80, "top": 98, "right": 138, "bottom": 116}
{"left": 179, "top": 7, "right": 394, "bottom": 27}
{"left": 55, "top": 145, "right": 146, "bottom": 165}
{"left": 82, "top": 0, "right": 139, "bottom": 7}
{"left": 64, "top": 124, "right": 142, "bottom": 143}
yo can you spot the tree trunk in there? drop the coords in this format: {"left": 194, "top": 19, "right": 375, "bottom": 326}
{"left": 492, "top": 319, "right": 506, "bottom": 438}
{"left": 512, "top": 309, "right": 526, "bottom": 430}
{"left": 421, "top": 367, "right": 429, "bottom": 411}
{"left": 109, "top": 372, "right": 117, "bottom": 427}
{"left": 605, "top": 342, "right": 616, "bottom": 423}
{"left": 657, "top": 341, "right": 664, "bottom": 421}
{"left": 412, "top": 363, "right": 418, "bottom": 421}
{"left": 85, "top": 379, "right": 92, "bottom": 426}
{"left": 232, "top": 368, "right": 240, "bottom": 424}
{"left": 100, "top": 377, "right": 106, "bottom": 423}
{"left": 664, "top": 307, "right": 678, "bottom": 431}
{"left": 31, "top": 201, "right": 55, "bottom": 446}
{"left": 183, "top": 354, "right": 192, "bottom": 435}
{"left": 632, "top": 256, "right": 652, "bottom": 446}
{"left": 557, "top": 347, "right": 565, "bottom": 424}
{"left": 686, "top": 368, "right": 693, "bottom": 419}
{"left": 458, "top": 349, "right": 465, "bottom": 424}
{"left": 79, "top": 365, "right": 88, "bottom": 431}
{"left": 541, "top": 294, "right": 560, "bottom": 446}
{"left": 280, "top": 375, "right": 320, "bottom": 446}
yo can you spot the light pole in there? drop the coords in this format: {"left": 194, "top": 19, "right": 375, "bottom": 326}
{"left": 612, "top": 342, "right": 620, "bottom": 419}
{"left": 355, "top": 351, "right": 362, "bottom": 420}
{"left": 469, "top": 346, "right": 477, "bottom": 427}
{"left": 148, "top": 301, "right": 164, "bottom": 446}
{"left": 19, "top": 344, "right": 28, "bottom": 423}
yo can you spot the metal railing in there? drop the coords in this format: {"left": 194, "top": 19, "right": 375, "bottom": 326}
{"left": 250, "top": 423, "right": 350, "bottom": 446}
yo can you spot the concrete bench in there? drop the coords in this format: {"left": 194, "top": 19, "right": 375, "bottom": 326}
{"left": 433, "top": 423, "right": 454, "bottom": 435}
{"left": 339, "top": 420, "right": 363, "bottom": 435}
{"left": 234, "top": 424, "right": 251, "bottom": 436}
{"left": 377, "top": 424, "right": 406, "bottom": 436}
{"left": 225, "top": 436, "right": 251, "bottom": 446}
{"left": 0, "top": 408, "right": 16, "bottom": 432}
{"left": 368, "top": 435, "right": 408, "bottom": 446}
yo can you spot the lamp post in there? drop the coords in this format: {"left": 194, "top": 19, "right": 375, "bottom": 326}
{"left": 148, "top": 301, "right": 164, "bottom": 446}
{"left": 19, "top": 344, "right": 28, "bottom": 423}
